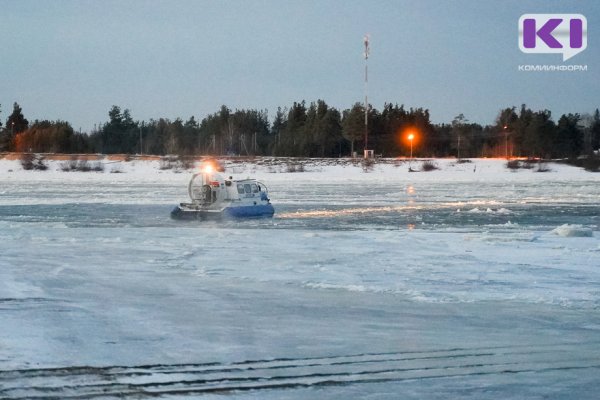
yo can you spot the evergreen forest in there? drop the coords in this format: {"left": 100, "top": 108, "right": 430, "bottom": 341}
{"left": 1, "top": 101, "right": 599, "bottom": 160}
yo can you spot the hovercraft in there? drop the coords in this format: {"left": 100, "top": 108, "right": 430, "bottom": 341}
{"left": 171, "top": 165, "right": 274, "bottom": 220}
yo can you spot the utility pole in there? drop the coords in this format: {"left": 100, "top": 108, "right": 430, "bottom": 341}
{"left": 363, "top": 34, "right": 370, "bottom": 158}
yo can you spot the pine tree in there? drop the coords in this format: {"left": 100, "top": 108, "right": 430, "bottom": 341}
{"left": 592, "top": 109, "right": 600, "bottom": 153}
{"left": 270, "top": 107, "right": 286, "bottom": 156}
{"left": 1, "top": 102, "right": 29, "bottom": 151}
{"left": 523, "top": 110, "right": 555, "bottom": 158}
{"left": 278, "top": 102, "right": 306, "bottom": 156}
{"left": 451, "top": 114, "right": 468, "bottom": 159}
{"left": 556, "top": 114, "right": 583, "bottom": 159}
{"left": 342, "top": 103, "right": 366, "bottom": 156}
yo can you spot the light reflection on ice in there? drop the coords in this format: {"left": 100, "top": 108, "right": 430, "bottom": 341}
{"left": 277, "top": 205, "right": 422, "bottom": 218}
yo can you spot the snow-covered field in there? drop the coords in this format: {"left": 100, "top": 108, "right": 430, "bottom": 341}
{"left": 1, "top": 157, "right": 599, "bottom": 399}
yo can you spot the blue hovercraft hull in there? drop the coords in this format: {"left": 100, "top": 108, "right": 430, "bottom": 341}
{"left": 171, "top": 204, "right": 274, "bottom": 220}
{"left": 224, "top": 204, "right": 275, "bottom": 218}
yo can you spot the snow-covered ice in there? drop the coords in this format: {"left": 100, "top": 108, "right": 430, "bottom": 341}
{"left": 0, "top": 157, "right": 599, "bottom": 398}
{"left": 551, "top": 223, "right": 594, "bottom": 237}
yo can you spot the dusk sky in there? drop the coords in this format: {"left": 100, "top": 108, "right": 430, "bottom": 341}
{"left": 1, "top": 0, "right": 598, "bottom": 132}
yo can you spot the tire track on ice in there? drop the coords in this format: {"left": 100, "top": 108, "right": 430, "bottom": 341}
{"left": 1, "top": 342, "right": 599, "bottom": 399}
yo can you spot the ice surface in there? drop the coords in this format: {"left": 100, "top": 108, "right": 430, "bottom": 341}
{"left": 0, "top": 158, "right": 599, "bottom": 398}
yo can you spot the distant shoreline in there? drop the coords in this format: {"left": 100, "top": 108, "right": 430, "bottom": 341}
{"left": 0, "top": 151, "right": 586, "bottom": 164}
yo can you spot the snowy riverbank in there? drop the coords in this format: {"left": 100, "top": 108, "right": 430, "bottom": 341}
{"left": 1, "top": 156, "right": 598, "bottom": 183}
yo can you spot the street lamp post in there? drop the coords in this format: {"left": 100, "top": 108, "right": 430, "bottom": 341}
{"left": 408, "top": 133, "right": 414, "bottom": 170}
{"left": 503, "top": 125, "right": 508, "bottom": 159}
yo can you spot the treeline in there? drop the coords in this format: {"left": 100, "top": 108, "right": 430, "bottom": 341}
{"left": 1, "top": 101, "right": 599, "bottom": 158}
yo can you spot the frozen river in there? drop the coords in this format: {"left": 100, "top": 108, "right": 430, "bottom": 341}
{"left": 1, "top": 159, "right": 599, "bottom": 398}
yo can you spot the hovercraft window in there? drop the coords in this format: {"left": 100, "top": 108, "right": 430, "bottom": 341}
{"left": 251, "top": 183, "right": 258, "bottom": 193}
{"left": 237, "top": 184, "right": 245, "bottom": 194}
{"left": 244, "top": 184, "right": 252, "bottom": 194}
